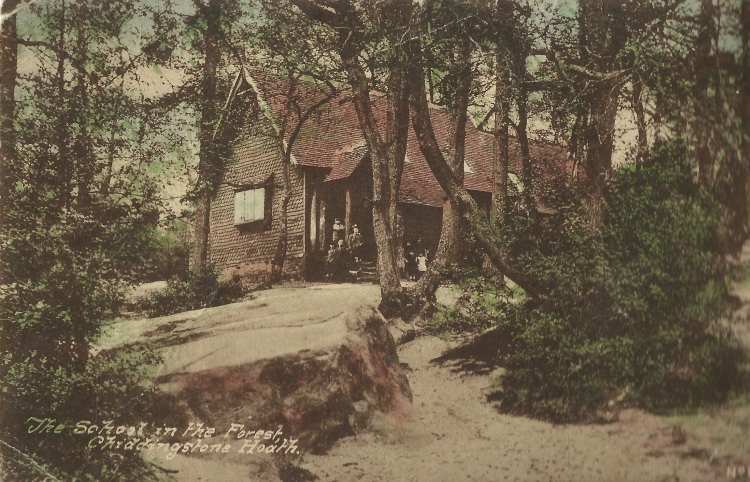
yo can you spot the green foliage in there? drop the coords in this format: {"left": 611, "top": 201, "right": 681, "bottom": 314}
{"left": 436, "top": 142, "right": 742, "bottom": 421}
{"left": 0, "top": 346, "right": 161, "bottom": 481}
{"left": 136, "top": 221, "right": 191, "bottom": 283}
{"left": 137, "top": 264, "right": 248, "bottom": 318}
{"left": 0, "top": 193, "right": 165, "bottom": 480}
{"left": 0, "top": 194, "right": 162, "bottom": 362}
{"left": 1, "top": 1, "right": 187, "bottom": 477}
{"left": 429, "top": 273, "right": 522, "bottom": 334}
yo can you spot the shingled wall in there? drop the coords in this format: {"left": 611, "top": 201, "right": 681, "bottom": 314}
{"left": 209, "top": 132, "right": 306, "bottom": 284}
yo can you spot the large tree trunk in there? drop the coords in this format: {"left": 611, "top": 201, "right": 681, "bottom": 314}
{"left": 386, "top": 66, "right": 410, "bottom": 265}
{"left": 581, "top": 78, "right": 620, "bottom": 226}
{"left": 577, "top": 0, "right": 627, "bottom": 228}
{"left": 192, "top": 0, "right": 221, "bottom": 271}
{"left": 410, "top": 43, "right": 470, "bottom": 301}
{"left": 492, "top": 49, "right": 510, "bottom": 219}
{"left": 339, "top": 39, "right": 409, "bottom": 316}
{"left": 408, "top": 54, "right": 544, "bottom": 301}
{"left": 0, "top": 0, "right": 20, "bottom": 222}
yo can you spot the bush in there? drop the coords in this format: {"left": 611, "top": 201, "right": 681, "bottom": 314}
{"left": 137, "top": 264, "right": 247, "bottom": 318}
{"left": 435, "top": 142, "right": 743, "bottom": 421}
{"left": 0, "top": 346, "right": 162, "bottom": 481}
{"left": 136, "top": 222, "right": 191, "bottom": 283}
{"left": 429, "top": 273, "right": 522, "bottom": 334}
{"left": 0, "top": 197, "right": 166, "bottom": 480}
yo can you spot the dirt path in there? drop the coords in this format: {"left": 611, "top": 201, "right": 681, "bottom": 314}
{"left": 292, "top": 246, "right": 750, "bottom": 482}
{"left": 134, "top": 276, "right": 749, "bottom": 482}
{"left": 295, "top": 334, "right": 734, "bottom": 482}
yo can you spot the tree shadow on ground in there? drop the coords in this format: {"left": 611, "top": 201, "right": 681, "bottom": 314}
{"left": 430, "top": 328, "right": 511, "bottom": 376}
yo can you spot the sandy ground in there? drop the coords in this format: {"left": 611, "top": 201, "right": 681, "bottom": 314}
{"left": 293, "top": 334, "right": 740, "bottom": 482}
{"left": 292, "top": 254, "right": 750, "bottom": 482}
{"left": 120, "top": 271, "right": 750, "bottom": 482}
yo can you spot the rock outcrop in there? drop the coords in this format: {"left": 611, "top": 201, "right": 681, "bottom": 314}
{"left": 159, "top": 305, "right": 411, "bottom": 453}
{"left": 114, "top": 285, "right": 412, "bottom": 456}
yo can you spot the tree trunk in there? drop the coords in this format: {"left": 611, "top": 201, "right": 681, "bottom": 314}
{"left": 57, "top": 0, "right": 71, "bottom": 211}
{"left": 270, "top": 151, "right": 292, "bottom": 283}
{"left": 632, "top": 76, "right": 648, "bottom": 170}
{"left": 385, "top": 66, "right": 409, "bottom": 271}
{"left": 695, "top": 0, "right": 716, "bottom": 186}
{"left": 744, "top": 0, "right": 750, "bottom": 240}
{"left": 192, "top": 0, "right": 221, "bottom": 271}
{"left": 492, "top": 49, "right": 510, "bottom": 219}
{"left": 100, "top": 90, "right": 122, "bottom": 198}
{"left": 730, "top": 0, "right": 750, "bottom": 248}
{"left": 577, "top": 0, "right": 627, "bottom": 228}
{"left": 191, "top": 193, "right": 211, "bottom": 269}
{"left": 73, "top": 20, "right": 94, "bottom": 209}
{"left": 514, "top": 49, "right": 534, "bottom": 212}
{"left": 581, "top": 79, "right": 620, "bottom": 227}
{"left": 0, "top": 0, "right": 20, "bottom": 222}
{"left": 339, "top": 35, "right": 410, "bottom": 316}
{"left": 410, "top": 46, "right": 470, "bottom": 301}
{"left": 408, "top": 55, "right": 544, "bottom": 301}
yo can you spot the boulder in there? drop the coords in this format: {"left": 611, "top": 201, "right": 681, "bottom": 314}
{"left": 135, "top": 287, "right": 412, "bottom": 455}
{"left": 159, "top": 306, "right": 412, "bottom": 453}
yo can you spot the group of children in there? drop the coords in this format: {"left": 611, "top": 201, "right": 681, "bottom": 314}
{"left": 403, "top": 238, "right": 429, "bottom": 281}
{"left": 323, "top": 223, "right": 431, "bottom": 282}
{"left": 325, "top": 220, "right": 364, "bottom": 282}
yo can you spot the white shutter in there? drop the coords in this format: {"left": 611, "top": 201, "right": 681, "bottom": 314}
{"left": 234, "top": 191, "right": 245, "bottom": 224}
{"left": 252, "top": 187, "right": 265, "bottom": 221}
{"left": 234, "top": 187, "right": 265, "bottom": 225}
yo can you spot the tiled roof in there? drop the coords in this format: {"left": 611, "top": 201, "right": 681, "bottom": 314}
{"left": 325, "top": 144, "right": 368, "bottom": 182}
{"left": 243, "top": 71, "right": 569, "bottom": 208}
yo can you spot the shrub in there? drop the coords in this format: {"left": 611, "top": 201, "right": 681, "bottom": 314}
{"left": 136, "top": 222, "right": 191, "bottom": 283}
{"left": 0, "top": 346, "right": 162, "bottom": 481}
{"left": 436, "top": 142, "right": 743, "bottom": 421}
{"left": 137, "top": 264, "right": 248, "bottom": 318}
{"left": 429, "top": 273, "right": 521, "bottom": 335}
{"left": 0, "top": 197, "right": 167, "bottom": 480}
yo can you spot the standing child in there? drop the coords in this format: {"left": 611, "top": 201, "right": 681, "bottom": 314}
{"left": 347, "top": 224, "right": 363, "bottom": 264}
{"left": 404, "top": 242, "right": 416, "bottom": 280}
{"left": 416, "top": 251, "right": 428, "bottom": 281}
{"left": 325, "top": 243, "right": 336, "bottom": 281}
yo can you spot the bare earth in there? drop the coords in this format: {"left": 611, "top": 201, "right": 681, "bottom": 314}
{"left": 296, "top": 334, "right": 739, "bottom": 482}
{"left": 116, "top": 276, "right": 750, "bottom": 482}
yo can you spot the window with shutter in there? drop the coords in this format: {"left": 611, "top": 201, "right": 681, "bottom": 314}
{"left": 234, "top": 187, "right": 265, "bottom": 225}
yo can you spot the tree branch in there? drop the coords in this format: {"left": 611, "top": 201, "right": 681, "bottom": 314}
{"left": 288, "top": 0, "right": 338, "bottom": 26}
{"left": 407, "top": 46, "right": 545, "bottom": 301}
{"left": 17, "top": 38, "right": 68, "bottom": 59}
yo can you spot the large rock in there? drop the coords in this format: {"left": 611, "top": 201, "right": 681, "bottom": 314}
{"left": 103, "top": 284, "right": 412, "bottom": 455}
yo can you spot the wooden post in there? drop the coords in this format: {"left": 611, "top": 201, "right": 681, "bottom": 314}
{"left": 319, "top": 197, "right": 327, "bottom": 250}
{"left": 344, "top": 184, "right": 352, "bottom": 243}
{"left": 396, "top": 205, "right": 404, "bottom": 275}
{"left": 309, "top": 185, "right": 318, "bottom": 248}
